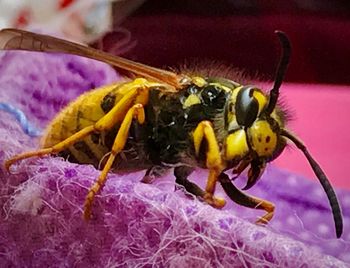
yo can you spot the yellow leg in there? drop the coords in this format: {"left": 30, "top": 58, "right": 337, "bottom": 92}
{"left": 254, "top": 199, "right": 275, "bottom": 224}
{"left": 83, "top": 104, "right": 145, "bottom": 220}
{"left": 4, "top": 78, "right": 153, "bottom": 171}
{"left": 5, "top": 125, "right": 95, "bottom": 171}
{"left": 193, "top": 121, "right": 226, "bottom": 208}
{"left": 94, "top": 78, "right": 149, "bottom": 131}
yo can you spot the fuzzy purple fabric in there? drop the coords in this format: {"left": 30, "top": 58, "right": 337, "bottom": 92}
{"left": 0, "top": 51, "right": 349, "bottom": 267}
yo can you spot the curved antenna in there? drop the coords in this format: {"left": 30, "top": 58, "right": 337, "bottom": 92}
{"left": 0, "top": 28, "right": 185, "bottom": 88}
{"left": 265, "top": 31, "right": 291, "bottom": 115}
{"left": 281, "top": 130, "right": 343, "bottom": 238}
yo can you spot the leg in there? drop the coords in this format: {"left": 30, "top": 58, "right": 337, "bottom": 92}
{"left": 83, "top": 103, "right": 145, "bottom": 219}
{"left": 193, "top": 121, "right": 226, "bottom": 208}
{"left": 4, "top": 78, "right": 154, "bottom": 171}
{"left": 219, "top": 172, "right": 275, "bottom": 224}
{"left": 174, "top": 166, "right": 206, "bottom": 198}
{"left": 141, "top": 165, "right": 168, "bottom": 184}
{"left": 5, "top": 125, "right": 95, "bottom": 171}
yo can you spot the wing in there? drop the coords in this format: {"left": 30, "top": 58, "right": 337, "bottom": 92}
{"left": 0, "top": 28, "right": 185, "bottom": 88}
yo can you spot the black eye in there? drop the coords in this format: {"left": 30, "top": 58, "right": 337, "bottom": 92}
{"left": 201, "top": 85, "right": 226, "bottom": 108}
{"left": 235, "top": 86, "right": 259, "bottom": 127}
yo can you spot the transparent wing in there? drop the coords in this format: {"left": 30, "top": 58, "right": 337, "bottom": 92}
{"left": 0, "top": 28, "right": 183, "bottom": 88}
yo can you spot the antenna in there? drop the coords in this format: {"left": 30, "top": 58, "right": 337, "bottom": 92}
{"left": 265, "top": 31, "right": 291, "bottom": 115}
{"left": 281, "top": 130, "right": 343, "bottom": 238}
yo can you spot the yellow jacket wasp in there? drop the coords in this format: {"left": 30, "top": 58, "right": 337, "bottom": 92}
{"left": 0, "top": 28, "right": 343, "bottom": 238}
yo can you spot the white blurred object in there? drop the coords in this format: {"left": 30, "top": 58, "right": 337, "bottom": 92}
{"left": 0, "top": 0, "right": 144, "bottom": 43}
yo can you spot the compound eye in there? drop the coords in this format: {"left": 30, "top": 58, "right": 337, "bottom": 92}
{"left": 235, "top": 86, "right": 259, "bottom": 127}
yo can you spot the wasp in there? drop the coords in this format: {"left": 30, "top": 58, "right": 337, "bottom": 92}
{"left": 0, "top": 28, "right": 343, "bottom": 238}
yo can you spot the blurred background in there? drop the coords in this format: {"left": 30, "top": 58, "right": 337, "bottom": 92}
{"left": 1, "top": 0, "right": 349, "bottom": 188}
{"left": 117, "top": 0, "right": 350, "bottom": 85}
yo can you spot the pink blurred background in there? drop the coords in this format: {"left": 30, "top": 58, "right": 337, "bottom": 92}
{"left": 274, "top": 83, "right": 350, "bottom": 189}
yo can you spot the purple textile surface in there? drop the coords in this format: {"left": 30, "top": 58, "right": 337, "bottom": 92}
{"left": 0, "top": 51, "right": 349, "bottom": 267}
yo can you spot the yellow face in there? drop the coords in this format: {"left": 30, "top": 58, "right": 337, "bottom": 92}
{"left": 224, "top": 85, "right": 284, "bottom": 162}
{"left": 248, "top": 120, "right": 278, "bottom": 157}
